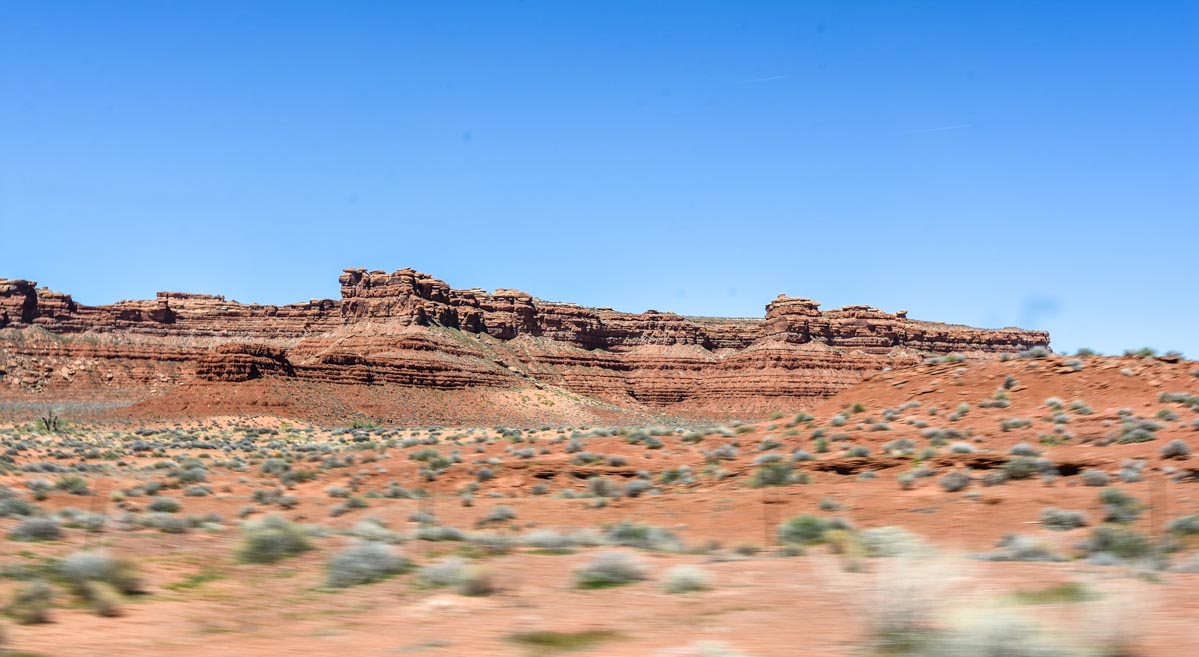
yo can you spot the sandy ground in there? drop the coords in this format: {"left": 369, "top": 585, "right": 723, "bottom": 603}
{"left": 1, "top": 353, "right": 1197, "bottom": 656}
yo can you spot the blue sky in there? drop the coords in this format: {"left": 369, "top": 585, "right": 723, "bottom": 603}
{"left": 2, "top": 2, "right": 1196, "bottom": 356}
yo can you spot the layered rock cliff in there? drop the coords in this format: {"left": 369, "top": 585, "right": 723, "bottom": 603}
{"left": 0, "top": 269, "right": 1050, "bottom": 417}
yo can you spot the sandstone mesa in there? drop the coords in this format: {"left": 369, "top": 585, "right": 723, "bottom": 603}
{"left": 0, "top": 268, "right": 1050, "bottom": 418}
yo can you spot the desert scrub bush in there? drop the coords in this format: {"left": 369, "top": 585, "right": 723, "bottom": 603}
{"left": 9, "top": 516, "right": 62, "bottom": 541}
{"left": 586, "top": 476, "right": 620, "bottom": 498}
{"left": 1040, "top": 508, "right": 1088, "bottom": 531}
{"left": 1003, "top": 456, "right": 1049, "bottom": 480}
{"left": 521, "top": 528, "right": 601, "bottom": 550}
{"left": 350, "top": 519, "right": 400, "bottom": 543}
{"left": 856, "top": 558, "right": 954, "bottom": 654}
{"left": 59, "top": 551, "right": 143, "bottom": 595}
{"left": 1008, "top": 442, "right": 1040, "bottom": 457}
{"left": 660, "top": 466, "right": 695, "bottom": 485}
{"left": 1167, "top": 514, "right": 1199, "bottom": 537}
{"left": 859, "top": 526, "right": 928, "bottom": 558}
{"left": 55, "top": 475, "right": 91, "bottom": 495}
{"left": 1118, "top": 418, "right": 1161, "bottom": 444}
{"left": 662, "top": 565, "right": 711, "bottom": 593}
{"left": 77, "top": 580, "right": 123, "bottom": 617}
{"left": 409, "top": 509, "right": 436, "bottom": 524}
{"left": 750, "top": 462, "right": 799, "bottom": 487}
{"left": 414, "top": 525, "right": 466, "bottom": 541}
{"left": 574, "top": 551, "right": 646, "bottom": 589}
{"left": 757, "top": 436, "right": 782, "bottom": 451}
{"left": 1000, "top": 418, "right": 1033, "bottom": 432}
{"left": 1083, "top": 525, "right": 1153, "bottom": 560}
{"left": 0, "top": 497, "right": 34, "bottom": 518}
{"left": 948, "top": 441, "right": 975, "bottom": 454}
{"left": 913, "top": 610, "right": 1079, "bottom": 657}
{"left": 236, "top": 515, "right": 312, "bottom": 564}
{"left": 1099, "top": 489, "right": 1143, "bottom": 524}
{"left": 141, "top": 512, "right": 189, "bottom": 533}
{"left": 478, "top": 505, "right": 516, "bottom": 525}
{"left": 1156, "top": 408, "right": 1180, "bottom": 421}
{"left": 415, "top": 556, "right": 466, "bottom": 588}
{"left": 978, "top": 534, "right": 1063, "bottom": 562}
{"left": 325, "top": 541, "right": 410, "bottom": 588}
{"left": 451, "top": 563, "right": 496, "bottom": 596}
{"left": 939, "top": 471, "right": 971, "bottom": 493}
{"left": 5, "top": 580, "right": 52, "bottom": 624}
{"left": 819, "top": 497, "right": 844, "bottom": 512}
{"left": 508, "top": 630, "right": 622, "bottom": 654}
{"left": 1161, "top": 439, "right": 1191, "bottom": 459}
{"left": 845, "top": 445, "right": 870, "bottom": 458}
{"left": 882, "top": 438, "right": 916, "bottom": 456}
{"left": 623, "top": 479, "right": 653, "bottom": 498}
{"left": 326, "top": 485, "right": 350, "bottom": 498}
{"left": 1080, "top": 469, "right": 1110, "bottom": 487}
{"left": 1018, "top": 346, "right": 1052, "bottom": 359}
{"left": 604, "top": 521, "right": 682, "bottom": 551}
{"left": 778, "top": 515, "right": 832, "bottom": 544}
{"left": 704, "top": 443, "right": 738, "bottom": 463}
{"left": 147, "top": 496, "right": 181, "bottom": 513}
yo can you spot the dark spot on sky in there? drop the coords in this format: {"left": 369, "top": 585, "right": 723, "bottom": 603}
{"left": 1019, "top": 295, "right": 1062, "bottom": 329}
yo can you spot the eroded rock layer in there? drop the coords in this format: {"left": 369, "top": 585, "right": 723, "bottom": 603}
{"left": 0, "top": 269, "right": 1050, "bottom": 416}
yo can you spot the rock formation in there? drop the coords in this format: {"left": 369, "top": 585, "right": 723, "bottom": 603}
{"left": 0, "top": 269, "right": 1050, "bottom": 417}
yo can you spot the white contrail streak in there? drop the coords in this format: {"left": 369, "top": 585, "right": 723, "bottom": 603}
{"left": 739, "top": 74, "right": 788, "bottom": 84}
{"left": 907, "top": 123, "right": 973, "bottom": 133}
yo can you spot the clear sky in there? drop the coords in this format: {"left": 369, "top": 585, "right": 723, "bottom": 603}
{"left": 2, "top": 2, "right": 1196, "bottom": 356}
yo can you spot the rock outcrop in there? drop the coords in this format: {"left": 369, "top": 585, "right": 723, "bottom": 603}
{"left": 0, "top": 270, "right": 1051, "bottom": 416}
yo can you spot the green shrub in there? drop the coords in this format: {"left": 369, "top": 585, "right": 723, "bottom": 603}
{"left": 859, "top": 526, "right": 928, "bottom": 557}
{"left": 5, "top": 580, "right": 52, "bottom": 624}
{"left": 750, "top": 462, "right": 796, "bottom": 487}
{"left": 9, "top": 517, "right": 61, "bottom": 541}
{"left": 55, "top": 476, "right": 90, "bottom": 495}
{"left": 326, "top": 541, "right": 409, "bottom": 587}
{"left": 147, "top": 496, "right": 181, "bottom": 513}
{"left": 939, "top": 471, "right": 970, "bottom": 493}
{"left": 59, "top": 551, "right": 143, "bottom": 595}
{"left": 1099, "top": 489, "right": 1143, "bottom": 524}
{"left": 235, "top": 515, "right": 312, "bottom": 564}
{"left": 574, "top": 551, "right": 646, "bottom": 589}
{"left": 1085, "top": 525, "right": 1152, "bottom": 559}
{"left": 1161, "top": 439, "right": 1190, "bottom": 459}
{"left": 1166, "top": 514, "right": 1199, "bottom": 537}
{"left": 79, "top": 580, "right": 123, "bottom": 617}
{"left": 1040, "top": 508, "right": 1088, "bottom": 531}
{"left": 778, "top": 515, "right": 832, "bottom": 544}
{"left": 662, "top": 565, "right": 710, "bottom": 593}
{"left": 1003, "top": 457, "right": 1046, "bottom": 480}
{"left": 604, "top": 521, "right": 681, "bottom": 551}
{"left": 1080, "top": 469, "right": 1110, "bottom": 487}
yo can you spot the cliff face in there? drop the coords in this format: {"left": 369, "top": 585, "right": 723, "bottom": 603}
{"left": 0, "top": 269, "right": 1050, "bottom": 415}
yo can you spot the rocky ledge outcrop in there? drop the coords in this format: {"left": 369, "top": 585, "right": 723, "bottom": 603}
{"left": 0, "top": 270, "right": 1050, "bottom": 414}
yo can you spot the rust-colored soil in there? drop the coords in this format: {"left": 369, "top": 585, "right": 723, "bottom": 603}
{"left": 1, "top": 352, "right": 1197, "bottom": 656}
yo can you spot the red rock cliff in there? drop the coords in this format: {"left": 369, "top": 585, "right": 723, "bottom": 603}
{"left": 0, "top": 270, "right": 1050, "bottom": 415}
